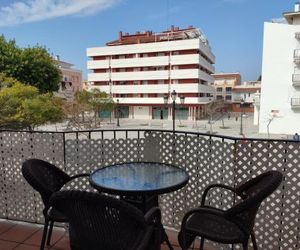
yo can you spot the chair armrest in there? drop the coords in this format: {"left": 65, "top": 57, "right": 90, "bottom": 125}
{"left": 144, "top": 206, "right": 161, "bottom": 225}
{"left": 201, "top": 184, "right": 243, "bottom": 205}
{"left": 69, "top": 173, "right": 90, "bottom": 180}
{"left": 143, "top": 207, "right": 162, "bottom": 250}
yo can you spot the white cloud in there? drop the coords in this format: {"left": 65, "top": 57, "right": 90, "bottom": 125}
{"left": 0, "top": 0, "right": 121, "bottom": 27}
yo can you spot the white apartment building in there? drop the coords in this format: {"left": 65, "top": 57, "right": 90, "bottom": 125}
{"left": 87, "top": 26, "right": 215, "bottom": 120}
{"left": 259, "top": 3, "right": 300, "bottom": 134}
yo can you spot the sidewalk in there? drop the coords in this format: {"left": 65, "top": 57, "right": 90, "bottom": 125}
{"left": 37, "top": 114, "right": 288, "bottom": 139}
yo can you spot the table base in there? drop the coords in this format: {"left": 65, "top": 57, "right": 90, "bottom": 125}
{"left": 121, "top": 195, "right": 173, "bottom": 250}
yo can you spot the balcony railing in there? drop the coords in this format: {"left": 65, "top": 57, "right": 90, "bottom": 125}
{"left": 291, "top": 97, "right": 300, "bottom": 108}
{"left": 292, "top": 74, "right": 300, "bottom": 85}
{"left": 0, "top": 129, "right": 299, "bottom": 249}
{"left": 294, "top": 49, "right": 300, "bottom": 64}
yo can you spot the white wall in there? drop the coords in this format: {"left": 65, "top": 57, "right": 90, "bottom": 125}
{"left": 133, "top": 106, "right": 151, "bottom": 119}
{"left": 259, "top": 22, "right": 300, "bottom": 134}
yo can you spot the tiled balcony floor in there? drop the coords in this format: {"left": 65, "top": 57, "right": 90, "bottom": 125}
{"left": 0, "top": 219, "right": 216, "bottom": 250}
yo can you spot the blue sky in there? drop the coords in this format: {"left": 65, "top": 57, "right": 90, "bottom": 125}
{"left": 0, "top": 0, "right": 296, "bottom": 81}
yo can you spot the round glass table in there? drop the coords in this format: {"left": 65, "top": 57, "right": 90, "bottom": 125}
{"left": 89, "top": 162, "right": 189, "bottom": 196}
{"left": 90, "top": 162, "right": 189, "bottom": 250}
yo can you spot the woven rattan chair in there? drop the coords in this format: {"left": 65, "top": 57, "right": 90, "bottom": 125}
{"left": 50, "top": 190, "right": 162, "bottom": 250}
{"left": 22, "top": 159, "right": 89, "bottom": 250}
{"left": 178, "top": 170, "right": 283, "bottom": 250}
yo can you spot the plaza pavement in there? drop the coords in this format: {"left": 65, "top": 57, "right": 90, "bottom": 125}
{"left": 37, "top": 113, "right": 291, "bottom": 140}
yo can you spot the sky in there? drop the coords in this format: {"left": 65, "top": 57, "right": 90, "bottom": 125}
{"left": 0, "top": 0, "right": 296, "bottom": 81}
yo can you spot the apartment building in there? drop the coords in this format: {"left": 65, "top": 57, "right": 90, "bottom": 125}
{"left": 212, "top": 73, "right": 241, "bottom": 101}
{"left": 231, "top": 81, "right": 261, "bottom": 113}
{"left": 259, "top": 3, "right": 300, "bottom": 134}
{"left": 87, "top": 26, "right": 215, "bottom": 120}
{"left": 54, "top": 56, "right": 83, "bottom": 100}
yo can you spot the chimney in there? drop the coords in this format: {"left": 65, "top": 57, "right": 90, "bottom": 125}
{"left": 118, "top": 31, "right": 122, "bottom": 41}
{"left": 295, "top": 2, "right": 300, "bottom": 12}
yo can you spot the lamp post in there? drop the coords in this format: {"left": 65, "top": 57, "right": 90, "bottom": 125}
{"left": 163, "top": 90, "right": 185, "bottom": 131}
{"left": 171, "top": 90, "right": 177, "bottom": 131}
{"left": 116, "top": 99, "right": 120, "bottom": 127}
{"left": 240, "top": 98, "right": 244, "bottom": 135}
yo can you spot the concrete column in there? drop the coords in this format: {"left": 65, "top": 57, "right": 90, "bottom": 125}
{"left": 254, "top": 105, "right": 260, "bottom": 125}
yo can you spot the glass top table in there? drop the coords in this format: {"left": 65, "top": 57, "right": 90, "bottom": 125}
{"left": 89, "top": 162, "right": 189, "bottom": 196}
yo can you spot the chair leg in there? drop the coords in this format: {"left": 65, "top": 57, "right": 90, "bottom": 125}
{"left": 242, "top": 241, "right": 248, "bottom": 250}
{"left": 251, "top": 232, "right": 258, "bottom": 250}
{"left": 46, "top": 220, "right": 54, "bottom": 246}
{"left": 199, "top": 237, "right": 204, "bottom": 250}
{"left": 40, "top": 218, "right": 49, "bottom": 250}
{"left": 165, "top": 237, "right": 173, "bottom": 250}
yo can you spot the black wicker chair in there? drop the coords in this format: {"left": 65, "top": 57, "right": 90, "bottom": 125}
{"left": 178, "top": 170, "right": 283, "bottom": 250}
{"left": 21, "top": 159, "right": 89, "bottom": 250}
{"left": 50, "top": 190, "right": 162, "bottom": 250}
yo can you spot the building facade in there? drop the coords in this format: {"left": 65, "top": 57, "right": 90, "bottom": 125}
{"left": 55, "top": 56, "right": 83, "bottom": 100}
{"left": 259, "top": 3, "right": 300, "bottom": 134}
{"left": 231, "top": 81, "right": 261, "bottom": 113}
{"left": 212, "top": 73, "right": 241, "bottom": 102}
{"left": 87, "top": 26, "right": 215, "bottom": 120}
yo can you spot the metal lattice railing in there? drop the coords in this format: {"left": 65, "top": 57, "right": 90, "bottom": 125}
{"left": 0, "top": 129, "right": 299, "bottom": 249}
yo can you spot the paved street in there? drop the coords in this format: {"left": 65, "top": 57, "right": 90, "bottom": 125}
{"left": 37, "top": 113, "right": 292, "bottom": 140}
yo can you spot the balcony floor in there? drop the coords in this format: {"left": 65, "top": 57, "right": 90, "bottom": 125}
{"left": 0, "top": 219, "right": 218, "bottom": 250}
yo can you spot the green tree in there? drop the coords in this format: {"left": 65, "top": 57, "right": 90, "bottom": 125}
{"left": 64, "top": 89, "right": 114, "bottom": 129}
{"left": 0, "top": 73, "right": 22, "bottom": 89}
{"left": 0, "top": 83, "right": 64, "bottom": 130}
{"left": 0, "top": 35, "right": 61, "bottom": 93}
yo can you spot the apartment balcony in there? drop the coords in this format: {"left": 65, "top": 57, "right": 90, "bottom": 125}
{"left": 294, "top": 49, "right": 300, "bottom": 64}
{"left": 87, "top": 39, "right": 215, "bottom": 64}
{"left": 88, "top": 69, "right": 214, "bottom": 83}
{"left": 94, "top": 83, "right": 214, "bottom": 95}
{"left": 291, "top": 97, "right": 300, "bottom": 108}
{"left": 87, "top": 54, "right": 215, "bottom": 75}
{"left": 292, "top": 73, "right": 300, "bottom": 86}
{"left": 112, "top": 97, "right": 212, "bottom": 105}
{"left": 0, "top": 129, "right": 298, "bottom": 249}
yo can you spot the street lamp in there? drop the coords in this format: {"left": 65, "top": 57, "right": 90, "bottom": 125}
{"left": 116, "top": 99, "right": 120, "bottom": 127}
{"left": 163, "top": 90, "right": 185, "bottom": 131}
{"left": 171, "top": 90, "right": 177, "bottom": 131}
{"left": 240, "top": 98, "right": 244, "bottom": 135}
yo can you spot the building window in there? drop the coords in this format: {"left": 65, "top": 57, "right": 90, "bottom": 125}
{"left": 225, "top": 87, "right": 232, "bottom": 92}
{"left": 216, "top": 87, "right": 222, "bottom": 92}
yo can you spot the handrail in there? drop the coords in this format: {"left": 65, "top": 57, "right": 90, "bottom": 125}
{"left": 0, "top": 128, "right": 296, "bottom": 143}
